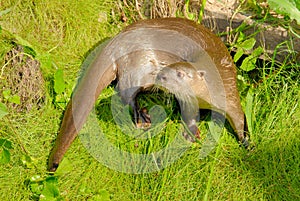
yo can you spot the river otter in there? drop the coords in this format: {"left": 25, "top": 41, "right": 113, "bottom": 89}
{"left": 48, "top": 17, "right": 249, "bottom": 172}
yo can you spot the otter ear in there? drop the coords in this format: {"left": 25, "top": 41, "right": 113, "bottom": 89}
{"left": 197, "top": 70, "right": 205, "bottom": 78}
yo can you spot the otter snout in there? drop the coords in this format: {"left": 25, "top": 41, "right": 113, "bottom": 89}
{"left": 156, "top": 73, "right": 168, "bottom": 82}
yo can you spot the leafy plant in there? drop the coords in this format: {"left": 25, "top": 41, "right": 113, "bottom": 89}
{"left": 53, "top": 68, "right": 67, "bottom": 109}
{"left": 233, "top": 32, "right": 264, "bottom": 72}
{"left": 0, "top": 102, "right": 8, "bottom": 119}
{"left": 2, "top": 89, "right": 21, "bottom": 105}
{"left": 21, "top": 154, "right": 38, "bottom": 170}
{"left": 29, "top": 175, "right": 63, "bottom": 201}
{"left": 268, "top": 0, "right": 300, "bottom": 24}
{"left": 0, "top": 138, "right": 12, "bottom": 165}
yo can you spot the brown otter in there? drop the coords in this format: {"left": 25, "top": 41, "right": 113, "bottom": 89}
{"left": 48, "top": 18, "right": 249, "bottom": 172}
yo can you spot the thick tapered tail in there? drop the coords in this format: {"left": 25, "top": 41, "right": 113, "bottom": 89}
{"left": 48, "top": 102, "right": 78, "bottom": 172}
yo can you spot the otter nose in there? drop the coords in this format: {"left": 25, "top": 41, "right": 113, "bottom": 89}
{"left": 157, "top": 73, "right": 167, "bottom": 82}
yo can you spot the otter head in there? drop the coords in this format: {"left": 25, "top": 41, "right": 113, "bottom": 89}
{"left": 156, "top": 62, "right": 206, "bottom": 99}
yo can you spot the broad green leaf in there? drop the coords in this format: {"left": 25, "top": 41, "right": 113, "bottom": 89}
{"left": 40, "top": 182, "right": 60, "bottom": 200}
{"left": 30, "top": 182, "right": 44, "bottom": 194}
{"left": 0, "top": 138, "right": 12, "bottom": 149}
{"left": 268, "top": 0, "right": 300, "bottom": 24}
{"left": 252, "top": 46, "right": 264, "bottom": 57}
{"left": 54, "top": 157, "right": 73, "bottom": 175}
{"left": 236, "top": 23, "right": 248, "bottom": 36}
{"left": 0, "top": 102, "right": 8, "bottom": 119}
{"left": 239, "top": 38, "right": 256, "bottom": 50}
{"left": 21, "top": 154, "right": 36, "bottom": 169}
{"left": 234, "top": 48, "right": 244, "bottom": 62}
{"left": 54, "top": 69, "right": 65, "bottom": 94}
{"left": 0, "top": 149, "right": 11, "bottom": 164}
{"left": 45, "top": 176, "right": 58, "bottom": 184}
{"left": 9, "top": 95, "right": 21, "bottom": 104}
{"left": 2, "top": 89, "right": 11, "bottom": 100}
{"left": 98, "top": 189, "right": 110, "bottom": 200}
{"left": 240, "top": 56, "right": 257, "bottom": 71}
{"left": 296, "top": 0, "right": 300, "bottom": 10}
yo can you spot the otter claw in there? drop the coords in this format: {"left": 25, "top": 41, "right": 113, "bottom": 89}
{"left": 136, "top": 122, "right": 151, "bottom": 129}
{"left": 241, "top": 137, "right": 250, "bottom": 149}
{"left": 183, "top": 128, "right": 201, "bottom": 142}
{"left": 139, "top": 107, "right": 151, "bottom": 124}
{"left": 135, "top": 107, "right": 151, "bottom": 129}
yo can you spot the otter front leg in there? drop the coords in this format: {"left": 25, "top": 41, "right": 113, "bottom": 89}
{"left": 180, "top": 101, "right": 201, "bottom": 142}
{"left": 183, "top": 114, "right": 200, "bottom": 142}
{"left": 182, "top": 118, "right": 201, "bottom": 142}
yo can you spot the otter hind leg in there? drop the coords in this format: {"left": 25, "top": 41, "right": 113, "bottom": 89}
{"left": 198, "top": 100, "right": 249, "bottom": 148}
{"left": 225, "top": 106, "right": 249, "bottom": 148}
{"left": 120, "top": 88, "right": 151, "bottom": 129}
{"left": 139, "top": 107, "right": 151, "bottom": 123}
{"left": 129, "top": 101, "right": 151, "bottom": 129}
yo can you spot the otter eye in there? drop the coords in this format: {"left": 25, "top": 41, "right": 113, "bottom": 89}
{"left": 177, "top": 71, "right": 184, "bottom": 78}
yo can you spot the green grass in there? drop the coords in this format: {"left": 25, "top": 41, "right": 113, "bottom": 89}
{"left": 0, "top": 0, "right": 299, "bottom": 200}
